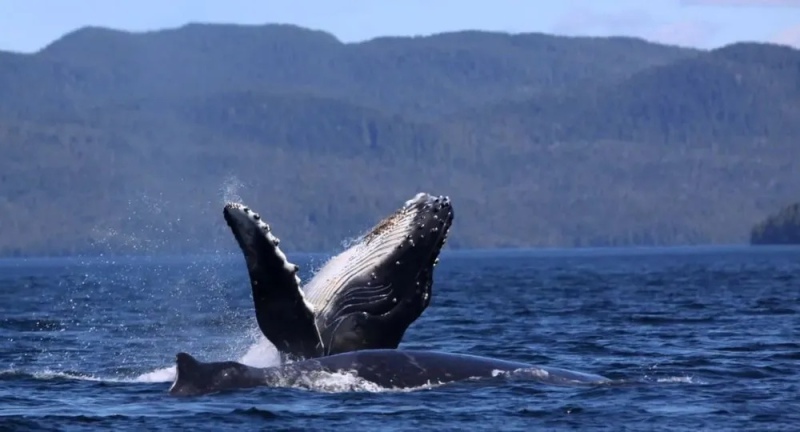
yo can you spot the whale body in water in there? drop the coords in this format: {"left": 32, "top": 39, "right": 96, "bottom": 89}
{"left": 165, "top": 193, "right": 610, "bottom": 396}
{"left": 169, "top": 349, "right": 612, "bottom": 396}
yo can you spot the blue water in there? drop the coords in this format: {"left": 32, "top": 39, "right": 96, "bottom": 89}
{"left": 2, "top": 246, "right": 799, "bottom": 431}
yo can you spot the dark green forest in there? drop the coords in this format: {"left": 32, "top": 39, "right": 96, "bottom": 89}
{"left": 751, "top": 203, "right": 800, "bottom": 245}
{"left": 1, "top": 23, "right": 799, "bottom": 257}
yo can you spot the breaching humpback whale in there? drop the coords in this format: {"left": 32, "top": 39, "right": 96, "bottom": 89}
{"left": 223, "top": 192, "right": 454, "bottom": 360}
{"left": 165, "top": 192, "right": 612, "bottom": 397}
{"left": 169, "top": 349, "right": 612, "bottom": 396}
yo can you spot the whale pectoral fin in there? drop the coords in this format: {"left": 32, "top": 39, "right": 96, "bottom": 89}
{"left": 251, "top": 273, "right": 322, "bottom": 360}
{"left": 224, "top": 203, "right": 323, "bottom": 360}
{"left": 247, "top": 253, "right": 322, "bottom": 360}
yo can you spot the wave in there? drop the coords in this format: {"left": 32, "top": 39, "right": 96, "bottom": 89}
{"left": 0, "top": 368, "right": 126, "bottom": 383}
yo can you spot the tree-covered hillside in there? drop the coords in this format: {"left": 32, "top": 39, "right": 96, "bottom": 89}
{"left": 751, "top": 203, "right": 800, "bottom": 245}
{"left": 0, "top": 24, "right": 798, "bottom": 257}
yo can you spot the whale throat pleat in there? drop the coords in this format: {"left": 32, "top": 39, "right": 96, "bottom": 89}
{"left": 302, "top": 207, "right": 419, "bottom": 315}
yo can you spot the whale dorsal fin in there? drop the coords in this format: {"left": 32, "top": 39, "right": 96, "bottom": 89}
{"left": 170, "top": 352, "right": 203, "bottom": 396}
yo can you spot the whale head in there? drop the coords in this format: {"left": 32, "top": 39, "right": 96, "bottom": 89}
{"left": 303, "top": 192, "right": 455, "bottom": 354}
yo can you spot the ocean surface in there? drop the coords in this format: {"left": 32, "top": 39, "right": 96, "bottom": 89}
{"left": 1, "top": 246, "right": 799, "bottom": 431}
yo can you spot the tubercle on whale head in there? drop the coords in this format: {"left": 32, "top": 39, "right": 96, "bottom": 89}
{"left": 357, "top": 192, "right": 454, "bottom": 309}
{"left": 364, "top": 193, "right": 453, "bottom": 247}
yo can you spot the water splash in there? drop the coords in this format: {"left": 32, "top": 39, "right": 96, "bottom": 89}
{"left": 220, "top": 175, "right": 245, "bottom": 204}
{"left": 134, "top": 325, "right": 281, "bottom": 384}
{"left": 87, "top": 191, "right": 185, "bottom": 254}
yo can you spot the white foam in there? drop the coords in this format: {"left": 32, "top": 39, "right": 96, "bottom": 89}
{"left": 136, "top": 366, "right": 177, "bottom": 383}
{"left": 655, "top": 375, "right": 701, "bottom": 384}
{"left": 274, "top": 369, "right": 441, "bottom": 393}
{"left": 0, "top": 368, "right": 126, "bottom": 383}
{"left": 238, "top": 335, "right": 282, "bottom": 368}
{"left": 131, "top": 336, "right": 438, "bottom": 393}
{"left": 133, "top": 333, "right": 281, "bottom": 383}
{"left": 404, "top": 192, "right": 429, "bottom": 209}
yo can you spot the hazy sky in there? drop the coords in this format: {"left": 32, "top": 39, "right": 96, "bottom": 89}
{"left": 1, "top": 0, "right": 798, "bottom": 53}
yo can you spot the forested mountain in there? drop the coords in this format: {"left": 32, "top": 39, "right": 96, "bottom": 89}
{"left": 751, "top": 202, "right": 800, "bottom": 245}
{"left": 0, "top": 24, "right": 797, "bottom": 257}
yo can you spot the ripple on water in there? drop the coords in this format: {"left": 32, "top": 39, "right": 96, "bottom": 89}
{"left": 1, "top": 246, "right": 800, "bottom": 431}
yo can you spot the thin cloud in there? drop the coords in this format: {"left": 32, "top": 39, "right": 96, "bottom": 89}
{"left": 650, "top": 21, "right": 720, "bottom": 47}
{"left": 553, "top": 9, "right": 656, "bottom": 36}
{"left": 772, "top": 23, "right": 800, "bottom": 47}
{"left": 681, "top": 0, "right": 800, "bottom": 7}
{"left": 552, "top": 9, "right": 717, "bottom": 48}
